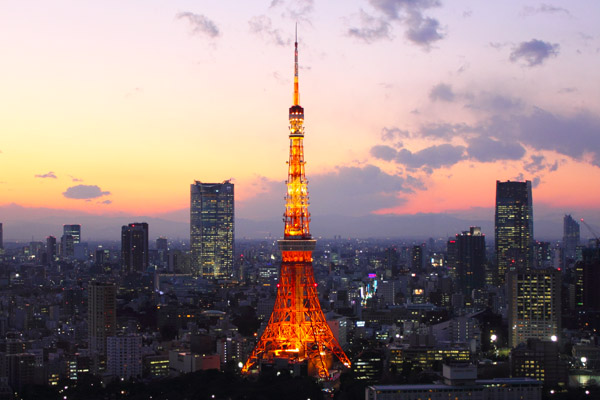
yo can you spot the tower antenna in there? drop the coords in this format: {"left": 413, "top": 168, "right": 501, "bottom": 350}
{"left": 294, "top": 23, "right": 299, "bottom": 106}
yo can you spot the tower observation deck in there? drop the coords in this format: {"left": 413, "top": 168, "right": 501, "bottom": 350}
{"left": 242, "top": 33, "right": 351, "bottom": 379}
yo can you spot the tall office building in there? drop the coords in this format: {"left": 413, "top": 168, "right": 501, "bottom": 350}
{"left": 495, "top": 180, "right": 533, "bottom": 283}
{"left": 190, "top": 181, "right": 234, "bottom": 279}
{"left": 121, "top": 223, "right": 149, "bottom": 273}
{"left": 411, "top": 245, "right": 423, "bottom": 270}
{"left": 454, "top": 227, "right": 486, "bottom": 297}
{"left": 0, "top": 222, "right": 3, "bottom": 251}
{"left": 95, "top": 247, "right": 110, "bottom": 266}
{"left": 156, "top": 237, "right": 168, "bottom": 268}
{"left": 88, "top": 282, "right": 117, "bottom": 356}
{"left": 156, "top": 237, "right": 168, "bottom": 252}
{"left": 507, "top": 268, "right": 561, "bottom": 348}
{"left": 562, "top": 214, "right": 580, "bottom": 262}
{"left": 46, "top": 236, "right": 57, "bottom": 263}
{"left": 574, "top": 247, "right": 600, "bottom": 310}
{"left": 533, "top": 241, "right": 553, "bottom": 268}
{"left": 446, "top": 238, "right": 458, "bottom": 280}
{"left": 61, "top": 224, "right": 81, "bottom": 259}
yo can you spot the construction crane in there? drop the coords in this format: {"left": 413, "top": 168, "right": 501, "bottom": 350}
{"left": 580, "top": 218, "right": 600, "bottom": 248}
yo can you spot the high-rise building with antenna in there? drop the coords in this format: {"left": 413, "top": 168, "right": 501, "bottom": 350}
{"left": 242, "top": 32, "right": 351, "bottom": 378}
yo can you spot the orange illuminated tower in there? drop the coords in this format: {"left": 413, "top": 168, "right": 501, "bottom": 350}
{"left": 242, "top": 33, "right": 351, "bottom": 379}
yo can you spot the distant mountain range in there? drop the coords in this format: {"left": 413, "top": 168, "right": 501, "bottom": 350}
{"left": 1, "top": 203, "right": 593, "bottom": 243}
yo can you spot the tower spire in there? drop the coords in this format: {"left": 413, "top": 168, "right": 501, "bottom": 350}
{"left": 286, "top": 25, "right": 308, "bottom": 238}
{"left": 294, "top": 23, "right": 299, "bottom": 106}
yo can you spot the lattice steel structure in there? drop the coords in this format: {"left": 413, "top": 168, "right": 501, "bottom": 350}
{"left": 242, "top": 34, "right": 351, "bottom": 379}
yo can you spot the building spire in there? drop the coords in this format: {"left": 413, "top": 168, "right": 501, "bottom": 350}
{"left": 293, "top": 23, "right": 299, "bottom": 106}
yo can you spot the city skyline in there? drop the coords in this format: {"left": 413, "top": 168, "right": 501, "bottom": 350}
{"left": 1, "top": 1, "right": 599, "bottom": 239}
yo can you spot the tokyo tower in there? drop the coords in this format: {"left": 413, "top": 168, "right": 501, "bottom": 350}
{"left": 242, "top": 33, "right": 351, "bottom": 379}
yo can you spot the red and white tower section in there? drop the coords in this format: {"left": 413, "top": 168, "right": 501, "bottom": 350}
{"left": 242, "top": 36, "right": 351, "bottom": 379}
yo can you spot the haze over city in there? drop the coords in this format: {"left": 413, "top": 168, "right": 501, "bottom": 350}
{"left": 1, "top": 0, "right": 599, "bottom": 240}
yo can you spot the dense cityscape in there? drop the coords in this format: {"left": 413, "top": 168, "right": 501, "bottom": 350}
{"left": 2, "top": 2, "right": 600, "bottom": 399}
{"left": 0, "top": 190, "right": 599, "bottom": 399}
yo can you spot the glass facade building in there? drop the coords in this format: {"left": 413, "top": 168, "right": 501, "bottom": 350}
{"left": 61, "top": 224, "right": 81, "bottom": 259}
{"left": 190, "top": 181, "right": 234, "bottom": 279}
{"left": 121, "top": 222, "right": 149, "bottom": 273}
{"left": 563, "top": 214, "right": 580, "bottom": 262}
{"left": 495, "top": 180, "right": 533, "bottom": 283}
{"left": 454, "top": 227, "right": 486, "bottom": 297}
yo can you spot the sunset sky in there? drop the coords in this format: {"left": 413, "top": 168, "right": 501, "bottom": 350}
{"left": 1, "top": 0, "right": 599, "bottom": 236}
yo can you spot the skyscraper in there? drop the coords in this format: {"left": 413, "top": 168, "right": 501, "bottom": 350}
{"left": 446, "top": 238, "right": 458, "bottom": 280}
{"left": 575, "top": 247, "right": 600, "bottom": 310}
{"left": 156, "top": 237, "right": 168, "bottom": 253}
{"left": 562, "top": 214, "right": 580, "bottom": 263}
{"left": 95, "top": 247, "right": 110, "bottom": 266}
{"left": 156, "top": 237, "right": 168, "bottom": 268}
{"left": 0, "top": 222, "right": 3, "bottom": 251}
{"left": 121, "top": 223, "right": 149, "bottom": 273}
{"left": 507, "top": 268, "right": 561, "bottom": 348}
{"left": 495, "top": 180, "right": 533, "bottom": 283}
{"left": 243, "top": 35, "right": 350, "bottom": 378}
{"left": 454, "top": 227, "right": 486, "bottom": 297}
{"left": 533, "top": 241, "right": 553, "bottom": 268}
{"left": 46, "top": 236, "right": 57, "bottom": 263}
{"left": 88, "top": 282, "right": 116, "bottom": 356}
{"left": 61, "top": 224, "right": 81, "bottom": 259}
{"left": 190, "top": 181, "right": 234, "bottom": 279}
{"left": 411, "top": 245, "right": 423, "bottom": 271}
